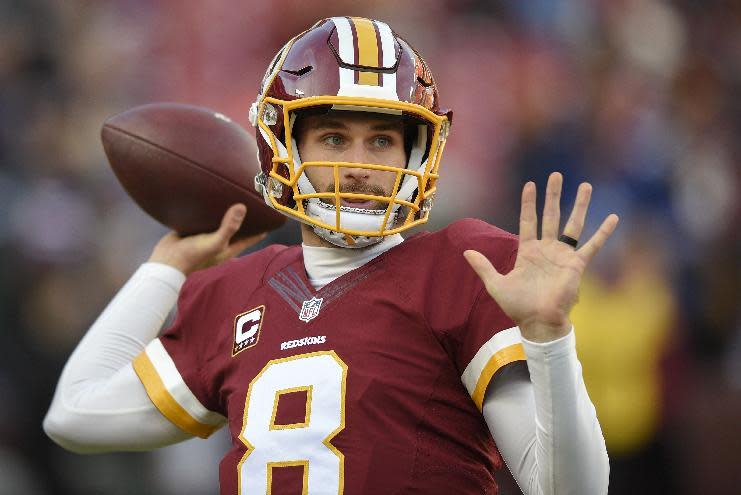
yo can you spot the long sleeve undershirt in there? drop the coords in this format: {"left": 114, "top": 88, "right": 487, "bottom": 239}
{"left": 44, "top": 239, "right": 608, "bottom": 494}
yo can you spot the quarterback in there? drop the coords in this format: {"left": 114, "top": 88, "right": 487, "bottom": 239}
{"left": 44, "top": 17, "right": 616, "bottom": 494}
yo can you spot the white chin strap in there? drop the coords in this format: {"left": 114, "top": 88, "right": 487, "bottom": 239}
{"left": 259, "top": 110, "right": 430, "bottom": 249}
{"left": 305, "top": 202, "right": 395, "bottom": 248}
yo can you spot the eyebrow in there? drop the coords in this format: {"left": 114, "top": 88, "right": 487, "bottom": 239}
{"left": 310, "top": 118, "right": 404, "bottom": 133}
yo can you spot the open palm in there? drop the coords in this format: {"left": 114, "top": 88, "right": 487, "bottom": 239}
{"left": 464, "top": 173, "right": 619, "bottom": 342}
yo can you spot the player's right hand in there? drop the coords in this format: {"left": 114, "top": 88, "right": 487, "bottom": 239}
{"left": 148, "top": 203, "right": 266, "bottom": 275}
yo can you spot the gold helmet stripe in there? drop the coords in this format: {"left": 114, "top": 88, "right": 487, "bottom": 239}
{"left": 350, "top": 17, "right": 380, "bottom": 86}
{"left": 332, "top": 17, "right": 398, "bottom": 99}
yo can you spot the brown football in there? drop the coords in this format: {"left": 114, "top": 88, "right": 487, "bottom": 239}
{"left": 101, "top": 102, "right": 285, "bottom": 238}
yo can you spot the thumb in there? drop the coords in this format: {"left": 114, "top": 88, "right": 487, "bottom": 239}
{"left": 463, "top": 250, "right": 503, "bottom": 296}
{"left": 214, "top": 203, "right": 247, "bottom": 244}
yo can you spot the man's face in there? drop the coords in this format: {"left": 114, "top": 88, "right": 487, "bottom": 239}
{"left": 295, "top": 111, "right": 407, "bottom": 210}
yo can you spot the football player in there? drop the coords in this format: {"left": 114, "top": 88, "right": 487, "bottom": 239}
{"left": 44, "top": 17, "right": 616, "bottom": 494}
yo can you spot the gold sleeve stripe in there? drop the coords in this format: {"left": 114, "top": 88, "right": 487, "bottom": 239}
{"left": 351, "top": 17, "right": 381, "bottom": 86}
{"left": 461, "top": 326, "right": 526, "bottom": 409}
{"left": 133, "top": 351, "right": 220, "bottom": 439}
{"left": 470, "top": 343, "right": 527, "bottom": 411}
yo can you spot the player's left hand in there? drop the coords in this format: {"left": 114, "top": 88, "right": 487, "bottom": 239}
{"left": 464, "top": 172, "right": 619, "bottom": 343}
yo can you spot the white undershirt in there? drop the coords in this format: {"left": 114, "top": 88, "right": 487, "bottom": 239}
{"left": 44, "top": 239, "right": 608, "bottom": 494}
{"left": 303, "top": 234, "right": 404, "bottom": 289}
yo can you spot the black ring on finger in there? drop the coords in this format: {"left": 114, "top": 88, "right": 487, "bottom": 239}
{"left": 558, "top": 234, "right": 578, "bottom": 248}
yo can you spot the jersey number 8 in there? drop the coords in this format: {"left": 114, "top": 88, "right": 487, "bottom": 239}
{"left": 238, "top": 351, "right": 348, "bottom": 494}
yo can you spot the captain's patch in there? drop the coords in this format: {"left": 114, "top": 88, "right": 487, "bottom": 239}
{"left": 232, "top": 305, "right": 265, "bottom": 356}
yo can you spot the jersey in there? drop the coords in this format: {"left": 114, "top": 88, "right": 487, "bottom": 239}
{"left": 133, "top": 218, "right": 526, "bottom": 495}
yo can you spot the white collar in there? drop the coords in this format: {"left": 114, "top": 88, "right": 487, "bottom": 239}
{"left": 302, "top": 234, "right": 404, "bottom": 290}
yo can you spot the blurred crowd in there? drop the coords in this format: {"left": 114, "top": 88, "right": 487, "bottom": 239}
{"left": 1, "top": 0, "right": 739, "bottom": 494}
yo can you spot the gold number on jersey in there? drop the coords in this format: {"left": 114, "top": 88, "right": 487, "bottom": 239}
{"left": 238, "top": 351, "right": 347, "bottom": 494}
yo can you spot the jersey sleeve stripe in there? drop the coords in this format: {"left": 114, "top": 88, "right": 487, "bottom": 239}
{"left": 461, "top": 326, "right": 527, "bottom": 411}
{"left": 132, "top": 339, "right": 225, "bottom": 438}
{"left": 470, "top": 343, "right": 526, "bottom": 410}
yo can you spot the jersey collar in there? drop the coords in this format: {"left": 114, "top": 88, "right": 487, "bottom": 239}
{"left": 302, "top": 234, "right": 404, "bottom": 290}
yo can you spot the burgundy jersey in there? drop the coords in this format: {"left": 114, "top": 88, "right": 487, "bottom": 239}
{"left": 133, "top": 218, "right": 526, "bottom": 495}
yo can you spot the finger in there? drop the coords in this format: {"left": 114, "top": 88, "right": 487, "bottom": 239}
{"left": 463, "top": 250, "right": 503, "bottom": 296}
{"left": 562, "top": 182, "right": 592, "bottom": 240}
{"left": 519, "top": 181, "right": 538, "bottom": 242}
{"left": 541, "top": 172, "right": 563, "bottom": 239}
{"left": 577, "top": 214, "right": 619, "bottom": 264}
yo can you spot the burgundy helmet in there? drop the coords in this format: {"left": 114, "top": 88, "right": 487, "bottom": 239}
{"left": 249, "top": 17, "right": 452, "bottom": 248}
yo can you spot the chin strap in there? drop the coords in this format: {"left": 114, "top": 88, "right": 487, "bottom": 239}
{"left": 312, "top": 228, "right": 383, "bottom": 248}
{"left": 307, "top": 206, "right": 393, "bottom": 248}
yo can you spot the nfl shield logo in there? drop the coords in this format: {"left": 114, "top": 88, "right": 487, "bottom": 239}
{"left": 299, "top": 296, "right": 323, "bottom": 322}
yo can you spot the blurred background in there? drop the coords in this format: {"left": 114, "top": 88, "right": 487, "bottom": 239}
{"left": 1, "top": 0, "right": 739, "bottom": 493}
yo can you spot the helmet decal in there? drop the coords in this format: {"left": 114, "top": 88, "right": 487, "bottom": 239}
{"left": 330, "top": 17, "right": 399, "bottom": 100}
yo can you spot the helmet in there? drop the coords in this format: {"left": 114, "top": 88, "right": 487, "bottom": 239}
{"left": 250, "top": 17, "right": 452, "bottom": 248}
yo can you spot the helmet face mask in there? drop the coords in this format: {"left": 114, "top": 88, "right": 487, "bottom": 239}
{"left": 251, "top": 17, "right": 452, "bottom": 248}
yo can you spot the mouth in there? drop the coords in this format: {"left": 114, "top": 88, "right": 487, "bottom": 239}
{"left": 340, "top": 198, "right": 377, "bottom": 209}
{"left": 330, "top": 183, "right": 389, "bottom": 210}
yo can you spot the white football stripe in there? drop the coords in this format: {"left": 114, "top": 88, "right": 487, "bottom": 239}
{"left": 332, "top": 17, "right": 400, "bottom": 100}
{"left": 145, "top": 339, "right": 225, "bottom": 425}
{"left": 336, "top": 84, "right": 403, "bottom": 99}
{"left": 461, "top": 326, "right": 523, "bottom": 396}
{"left": 376, "top": 20, "right": 399, "bottom": 100}
{"left": 331, "top": 17, "right": 355, "bottom": 94}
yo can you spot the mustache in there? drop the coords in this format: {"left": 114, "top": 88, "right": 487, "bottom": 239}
{"left": 323, "top": 182, "right": 388, "bottom": 197}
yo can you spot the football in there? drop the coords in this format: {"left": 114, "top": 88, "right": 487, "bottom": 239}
{"left": 101, "top": 102, "right": 286, "bottom": 238}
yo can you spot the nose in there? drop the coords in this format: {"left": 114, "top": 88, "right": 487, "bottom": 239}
{"left": 343, "top": 166, "right": 370, "bottom": 181}
{"left": 342, "top": 144, "right": 371, "bottom": 180}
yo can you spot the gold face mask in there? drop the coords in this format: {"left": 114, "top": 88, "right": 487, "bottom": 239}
{"left": 255, "top": 96, "right": 449, "bottom": 244}
{"left": 251, "top": 17, "right": 452, "bottom": 247}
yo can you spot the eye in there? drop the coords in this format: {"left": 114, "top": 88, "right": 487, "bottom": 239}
{"left": 322, "top": 135, "right": 344, "bottom": 147}
{"left": 372, "top": 136, "right": 392, "bottom": 148}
